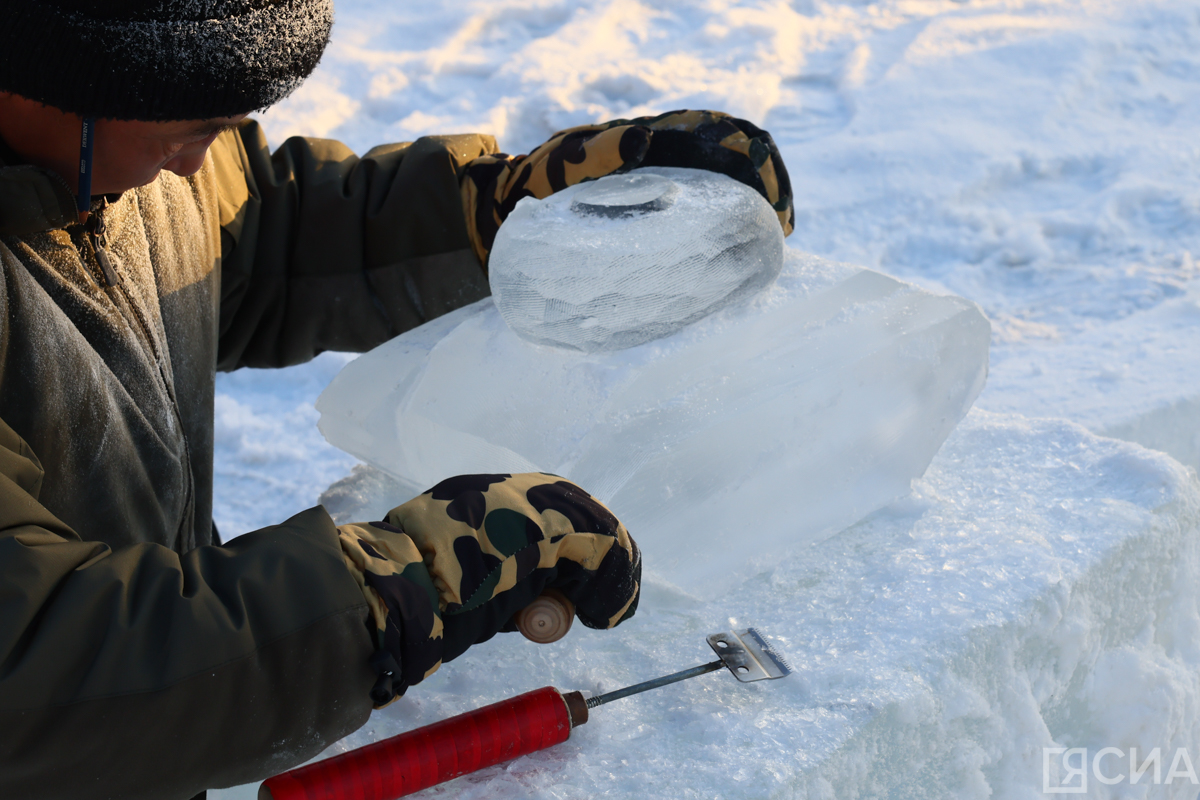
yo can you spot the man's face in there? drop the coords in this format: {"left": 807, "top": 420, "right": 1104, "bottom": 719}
{"left": 0, "top": 92, "right": 247, "bottom": 196}
{"left": 92, "top": 116, "right": 248, "bottom": 193}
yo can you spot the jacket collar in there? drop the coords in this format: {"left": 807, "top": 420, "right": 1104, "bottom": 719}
{"left": 0, "top": 137, "right": 82, "bottom": 236}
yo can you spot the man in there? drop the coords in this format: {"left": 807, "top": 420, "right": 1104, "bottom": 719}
{"left": 0, "top": 1, "right": 792, "bottom": 798}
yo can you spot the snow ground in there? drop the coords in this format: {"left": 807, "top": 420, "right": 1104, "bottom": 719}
{"left": 231, "top": 412, "right": 1200, "bottom": 800}
{"left": 210, "top": 0, "right": 1200, "bottom": 796}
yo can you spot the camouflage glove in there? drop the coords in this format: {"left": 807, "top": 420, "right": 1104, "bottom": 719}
{"left": 338, "top": 473, "right": 641, "bottom": 707}
{"left": 461, "top": 109, "right": 794, "bottom": 266}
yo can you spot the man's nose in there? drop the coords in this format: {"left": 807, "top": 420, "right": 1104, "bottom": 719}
{"left": 162, "top": 139, "right": 219, "bottom": 178}
{"left": 162, "top": 151, "right": 208, "bottom": 178}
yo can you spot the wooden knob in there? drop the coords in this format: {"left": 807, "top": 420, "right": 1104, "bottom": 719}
{"left": 515, "top": 589, "right": 575, "bottom": 643}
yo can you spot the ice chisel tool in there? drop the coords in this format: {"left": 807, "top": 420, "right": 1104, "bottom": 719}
{"left": 259, "top": 626, "right": 791, "bottom": 800}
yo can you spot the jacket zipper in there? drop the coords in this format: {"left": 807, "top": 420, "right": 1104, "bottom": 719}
{"left": 83, "top": 201, "right": 122, "bottom": 287}
{"left": 79, "top": 201, "right": 198, "bottom": 550}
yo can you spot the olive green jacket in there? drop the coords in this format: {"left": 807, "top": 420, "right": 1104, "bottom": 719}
{"left": 0, "top": 122, "right": 496, "bottom": 799}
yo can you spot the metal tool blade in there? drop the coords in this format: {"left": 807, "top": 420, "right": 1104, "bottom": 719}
{"left": 584, "top": 627, "right": 792, "bottom": 710}
{"left": 707, "top": 628, "right": 792, "bottom": 682}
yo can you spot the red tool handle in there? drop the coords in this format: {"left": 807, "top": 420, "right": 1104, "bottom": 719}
{"left": 259, "top": 687, "right": 581, "bottom": 800}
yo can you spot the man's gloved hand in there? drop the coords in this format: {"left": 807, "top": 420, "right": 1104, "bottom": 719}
{"left": 461, "top": 110, "right": 794, "bottom": 266}
{"left": 338, "top": 473, "right": 641, "bottom": 708}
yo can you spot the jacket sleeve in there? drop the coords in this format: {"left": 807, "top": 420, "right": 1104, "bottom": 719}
{"left": 212, "top": 120, "right": 498, "bottom": 370}
{"left": 0, "top": 419, "right": 378, "bottom": 800}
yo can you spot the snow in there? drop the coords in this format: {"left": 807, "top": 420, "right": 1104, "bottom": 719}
{"left": 211, "top": 351, "right": 357, "bottom": 540}
{"left": 208, "top": 0, "right": 1200, "bottom": 796}
{"left": 317, "top": 249, "right": 989, "bottom": 592}
{"left": 222, "top": 412, "right": 1200, "bottom": 799}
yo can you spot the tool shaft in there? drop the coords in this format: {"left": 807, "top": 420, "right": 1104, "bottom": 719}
{"left": 263, "top": 664, "right": 728, "bottom": 797}
{"left": 585, "top": 660, "right": 724, "bottom": 709}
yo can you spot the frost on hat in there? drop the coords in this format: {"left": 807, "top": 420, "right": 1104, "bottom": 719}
{"left": 0, "top": 0, "right": 334, "bottom": 121}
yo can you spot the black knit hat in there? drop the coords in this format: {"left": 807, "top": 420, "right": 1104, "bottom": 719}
{"left": 0, "top": 0, "right": 334, "bottom": 121}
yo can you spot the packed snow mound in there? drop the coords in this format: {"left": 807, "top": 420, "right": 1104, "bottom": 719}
{"left": 317, "top": 249, "right": 990, "bottom": 590}
{"left": 488, "top": 167, "right": 784, "bottom": 352}
{"left": 219, "top": 412, "right": 1200, "bottom": 800}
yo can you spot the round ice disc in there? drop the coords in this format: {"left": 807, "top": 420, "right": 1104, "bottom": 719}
{"left": 489, "top": 167, "right": 785, "bottom": 352}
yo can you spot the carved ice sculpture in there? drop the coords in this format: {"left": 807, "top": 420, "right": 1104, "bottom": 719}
{"left": 318, "top": 169, "right": 990, "bottom": 589}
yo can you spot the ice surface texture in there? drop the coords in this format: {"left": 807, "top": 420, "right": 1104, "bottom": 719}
{"left": 317, "top": 250, "right": 990, "bottom": 590}
{"left": 487, "top": 167, "right": 784, "bottom": 352}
